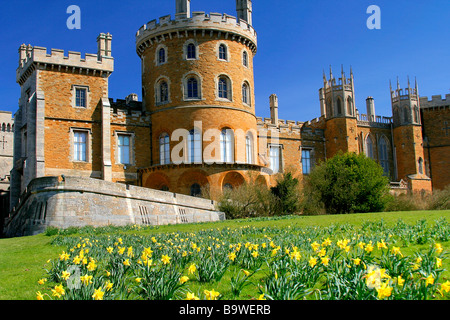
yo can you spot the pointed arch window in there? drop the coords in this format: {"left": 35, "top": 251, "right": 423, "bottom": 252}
{"left": 243, "top": 51, "right": 248, "bottom": 67}
{"left": 218, "top": 76, "right": 231, "bottom": 100}
{"left": 418, "top": 157, "right": 424, "bottom": 175}
{"left": 242, "top": 82, "right": 250, "bottom": 105}
{"left": 347, "top": 97, "right": 353, "bottom": 116}
{"left": 337, "top": 97, "right": 342, "bottom": 115}
{"left": 187, "top": 77, "right": 199, "bottom": 99}
{"left": 187, "top": 43, "right": 196, "bottom": 60}
{"left": 366, "top": 135, "right": 374, "bottom": 159}
{"left": 159, "top": 81, "right": 169, "bottom": 103}
{"left": 158, "top": 48, "right": 166, "bottom": 64}
{"left": 378, "top": 137, "right": 390, "bottom": 176}
{"left": 219, "top": 44, "right": 228, "bottom": 61}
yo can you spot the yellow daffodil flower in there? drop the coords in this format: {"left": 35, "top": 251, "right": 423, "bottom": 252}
{"left": 92, "top": 288, "right": 105, "bottom": 300}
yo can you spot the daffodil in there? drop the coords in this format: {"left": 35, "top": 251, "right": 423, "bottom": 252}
{"left": 185, "top": 292, "right": 200, "bottom": 300}
{"left": 87, "top": 261, "right": 97, "bottom": 272}
{"left": 38, "top": 278, "right": 47, "bottom": 285}
{"left": 434, "top": 243, "right": 443, "bottom": 254}
{"left": 204, "top": 289, "right": 220, "bottom": 300}
{"left": 36, "top": 291, "right": 44, "bottom": 300}
{"left": 106, "top": 247, "right": 114, "bottom": 254}
{"left": 391, "top": 246, "right": 403, "bottom": 257}
{"left": 257, "top": 294, "right": 266, "bottom": 300}
{"left": 123, "top": 259, "right": 131, "bottom": 267}
{"left": 251, "top": 251, "right": 259, "bottom": 258}
{"left": 161, "top": 255, "right": 171, "bottom": 265}
{"left": 321, "top": 256, "right": 330, "bottom": 266}
{"left": 309, "top": 256, "right": 317, "bottom": 268}
{"left": 397, "top": 275, "right": 405, "bottom": 287}
{"left": 436, "top": 257, "right": 442, "bottom": 268}
{"left": 59, "top": 251, "right": 70, "bottom": 261}
{"left": 61, "top": 271, "right": 71, "bottom": 281}
{"left": 51, "top": 284, "right": 65, "bottom": 298}
{"left": 242, "top": 269, "right": 251, "bottom": 277}
{"left": 180, "top": 276, "right": 189, "bottom": 284}
{"left": 364, "top": 243, "right": 374, "bottom": 253}
{"left": 188, "top": 263, "right": 196, "bottom": 274}
{"left": 105, "top": 281, "right": 113, "bottom": 291}
{"left": 425, "top": 274, "right": 434, "bottom": 286}
{"left": 376, "top": 282, "right": 393, "bottom": 300}
{"left": 228, "top": 252, "right": 237, "bottom": 261}
{"left": 80, "top": 274, "right": 93, "bottom": 285}
{"left": 353, "top": 258, "right": 361, "bottom": 266}
{"left": 92, "top": 288, "right": 105, "bottom": 300}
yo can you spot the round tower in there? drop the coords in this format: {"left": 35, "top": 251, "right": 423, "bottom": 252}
{"left": 136, "top": 0, "right": 264, "bottom": 199}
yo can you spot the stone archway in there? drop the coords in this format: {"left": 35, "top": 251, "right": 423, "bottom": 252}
{"left": 144, "top": 172, "right": 171, "bottom": 192}
{"left": 177, "top": 169, "right": 210, "bottom": 197}
{"left": 221, "top": 171, "right": 246, "bottom": 191}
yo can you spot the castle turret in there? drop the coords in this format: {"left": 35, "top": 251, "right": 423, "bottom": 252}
{"left": 366, "top": 96, "right": 376, "bottom": 121}
{"left": 321, "top": 66, "right": 358, "bottom": 157}
{"left": 236, "top": 0, "right": 253, "bottom": 25}
{"left": 136, "top": 0, "right": 261, "bottom": 199}
{"left": 269, "top": 94, "right": 279, "bottom": 125}
{"left": 390, "top": 77, "right": 431, "bottom": 192}
{"left": 176, "top": 0, "right": 191, "bottom": 18}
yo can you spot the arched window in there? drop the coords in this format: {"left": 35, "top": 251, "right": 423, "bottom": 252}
{"left": 159, "top": 133, "right": 170, "bottom": 165}
{"left": 337, "top": 97, "right": 342, "bottom": 115}
{"left": 245, "top": 133, "right": 253, "bottom": 164}
{"left": 378, "top": 137, "right": 390, "bottom": 176}
{"left": 159, "top": 81, "right": 169, "bottom": 103}
{"left": 219, "top": 44, "right": 227, "bottom": 60}
{"left": 347, "top": 97, "right": 353, "bottom": 116}
{"left": 187, "top": 43, "right": 196, "bottom": 60}
{"left": 326, "top": 99, "right": 332, "bottom": 118}
{"left": 403, "top": 106, "right": 409, "bottom": 123}
{"left": 242, "top": 51, "right": 248, "bottom": 67}
{"left": 1, "top": 123, "right": 5, "bottom": 132}
{"left": 218, "top": 76, "right": 231, "bottom": 100}
{"left": 418, "top": 157, "right": 424, "bottom": 175}
{"left": 414, "top": 106, "right": 419, "bottom": 123}
{"left": 366, "top": 135, "right": 374, "bottom": 159}
{"left": 187, "top": 77, "right": 199, "bottom": 99}
{"left": 158, "top": 48, "right": 166, "bottom": 64}
{"left": 220, "top": 128, "right": 234, "bottom": 163}
{"left": 190, "top": 183, "right": 202, "bottom": 197}
{"left": 242, "top": 82, "right": 250, "bottom": 105}
{"left": 188, "top": 129, "right": 202, "bottom": 164}
{"left": 223, "top": 183, "right": 233, "bottom": 191}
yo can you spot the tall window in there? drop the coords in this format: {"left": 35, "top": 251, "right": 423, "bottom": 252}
{"left": 366, "top": 135, "right": 374, "bottom": 159}
{"left": 245, "top": 133, "right": 253, "bottom": 164}
{"left": 219, "top": 44, "right": 227, "bottom": 60}
{"left": 347, "top": 97, "right": 353, "bottom": 116}
{"left": 337, "top": 97, "right": 342, "bottom": 115}
{"left": 302, "top": 149, "right": 312, "bottom": 175}
{"left": 160, "top": 133, "right": 170, "bottom": 165}
{"left": 187, "top": 43, "right": 196, "bottom": 59}
{"left": 243, "top": 51, "right": 248, "bottom": 67}
{"left": 74, "top": 131, "right": 88, "bottom": 162}
{"left": 220, "top": 129, "right": 233, "bottom": 163}
{"left": 242, "top": 83, "right": 250, "bottom": 105}
{"left": 270, "top": 146, "right": 281, "bottom": 174}
{"left": 118, "top": 134, "right": 131, "bottom": 165}
{"left": 159, "top": 81, "right": 169, "bottom": 103}
{"left": 158, "top": 48, "right": 166, "bottom": 64}
{"left": 75, "top": 88, "right": 87, "bottom": 108}
{"left": 218, "top": 77, "right": 229, "bottom": 99}
{"left": 418, "top": 158, "right": 424, "bottom": 175}
{"left": 188, "top": 129, "right": 202, "bottom": 164}
{"left": 187, "top": 78, "right": 199, "bottom": 99}
{"left": 378, "top": 137, "right": 389, "bottom": 176}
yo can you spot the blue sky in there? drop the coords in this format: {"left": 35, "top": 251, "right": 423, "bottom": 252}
{"left": 1, "top": 0, "right": 449, "bottom": 122}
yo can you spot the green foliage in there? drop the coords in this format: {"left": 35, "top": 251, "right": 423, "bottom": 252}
{"left": 270, "top": 172, "right": 302, "bottom": 215}
{"left": 303, "top": 152, "right": 390, "bottom": 215}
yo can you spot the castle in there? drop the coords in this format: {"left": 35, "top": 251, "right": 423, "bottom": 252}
{"left": 2, "top": 0, "right": 449, "bottom": 236}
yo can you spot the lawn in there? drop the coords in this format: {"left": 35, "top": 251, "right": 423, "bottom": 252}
{"left": 0, "top": 210, "right": 449, "bottom": 300}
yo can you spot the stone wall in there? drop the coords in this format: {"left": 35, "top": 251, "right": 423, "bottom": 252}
{"left": 4, "top": 176, "right": 225, "bottom": 237}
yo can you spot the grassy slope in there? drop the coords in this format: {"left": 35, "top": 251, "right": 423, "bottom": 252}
{"left": 0, "top": 210, "right": 449, "bottom": 300}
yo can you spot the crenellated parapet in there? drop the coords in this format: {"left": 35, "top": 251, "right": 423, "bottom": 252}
{"left": 420, "top": 94, "right": 450, "bottom": 109}
{"left": 136, "top": 12, "right": 257, "bottom": 57}
{"left": 17, "top": 33, "right": 114, "bottom": 85}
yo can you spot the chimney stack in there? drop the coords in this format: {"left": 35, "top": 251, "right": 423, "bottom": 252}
{"left": 176, "top": 0, "right": 191, "bottom": 19}
{"left": 270, "top": 94, "right": 279, "bottom": 125}
{"left": 236, "top": 0, "right": 253, "bottom": 25}
{"left": 97, "top": 33, "right": 112, "bottom": 60}
{"left": 366, "top": 96, "right": 376, "bottom": 121}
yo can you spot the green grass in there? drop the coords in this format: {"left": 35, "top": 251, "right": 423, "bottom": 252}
{"left": 1, "top": 210, "right": 449, "bottom": 300}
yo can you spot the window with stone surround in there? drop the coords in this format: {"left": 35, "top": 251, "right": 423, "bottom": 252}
{"left": 188, "top": 129, "right": 202, "bottom": 164}
{"left": 220, "top": 128, "right": 234, "bottom": 163}
{"left": 159, "top": 133, "right": 170, "bottom": 165}
{"left": 245, "top": 132, "right": 254, "bottom": 164}
{"left": 243, "top": 50, "right": 248, "bottom": 67}
{"left": 365, "top": 135, "right": 374, "bottom": 160}
{"left": 116, "top": 133, "right": 134, "bottom": 165}
{"left": 217, "top": 75, "right": 232, "bottom": 101}
{"left": 183, "top": 74, "right": 202, "bottom": 100}
{"left": 242, "top": 82, "right": 251, "bottom": 106}
{"left": 302, "top": 149, "right": 313, "bottom": 175}
{"left": 72, "top": 129, "right": 90, "bottom": 162}
{"left": 155, "top": 44, "right": 168, "bottom": 66}
{"left": 155, "top": 77, "right": 171, "bottom": 106}
{"left": 184, "top": 40, "right": 198, "bottom": 60}
{"left": 378, "top": 136, "right": 390, "bottom": 176}
{"left": 269, "top": 145, "right": 283, "bottom": 174}
{"left": 219, "top": 44, "right": 227, "bottom": 61}
{"left": 71, "top": 85, "right": 90, "bottom": 109}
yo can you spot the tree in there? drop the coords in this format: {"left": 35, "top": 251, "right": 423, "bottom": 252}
{"left": 271, "top": 172, "right": 302, "bottom": 215}
{"left": 303, "top": 152, "right": 390, "bottom": 215}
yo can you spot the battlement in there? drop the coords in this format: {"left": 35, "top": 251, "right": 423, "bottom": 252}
{"left": 17, "top": 35, "right": 114, "bottom": 85}
{"left": 136, "top": 12, "right": 257, "bottom": 56}
{"left": 357, "top": 114, "right": 392, "bottom": 128}
{"left": 420, "top": 94, "right": 450, "bottom": 109}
